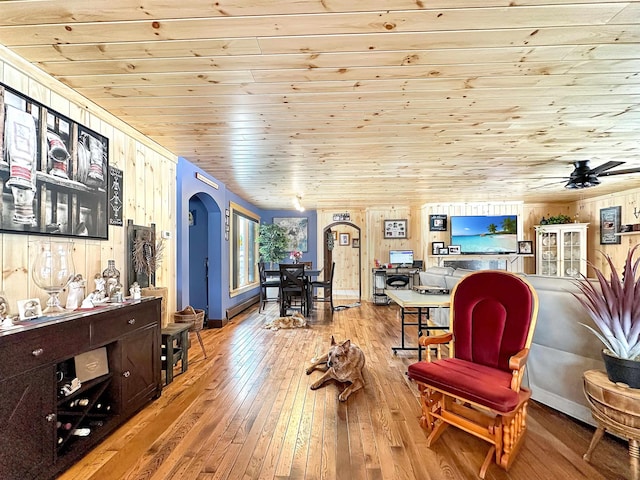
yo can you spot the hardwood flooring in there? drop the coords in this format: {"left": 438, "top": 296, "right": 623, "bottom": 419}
{"left": 58, "top": 298, "right": 632, "bottom": 480}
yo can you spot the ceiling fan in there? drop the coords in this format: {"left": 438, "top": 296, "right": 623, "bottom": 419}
{"left": 551, "top": 160, "right": 640, "bottom": 189}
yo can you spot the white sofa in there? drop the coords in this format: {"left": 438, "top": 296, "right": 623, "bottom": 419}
{"left": 417, "top": 267, "right": 604, "bottom": 425}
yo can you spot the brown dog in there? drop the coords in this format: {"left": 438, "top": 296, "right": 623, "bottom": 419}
{"left": 306, "top": 336, "right": 365, "bottom": 401}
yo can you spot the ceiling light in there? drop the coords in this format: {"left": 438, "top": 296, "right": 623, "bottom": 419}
{"left": 293, "top": 195, "right": 305, "bottom": 212}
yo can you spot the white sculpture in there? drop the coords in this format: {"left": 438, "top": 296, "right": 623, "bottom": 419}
{"left": 65, "top": 274, "right": 85, "bottom": 310}
{"left": 129, "top": 282, "right": 141, "bottom": 300}
{"left": 93, "top": 273, "right": 106, "bottom": 301}
{"left": 80, "top": 292, "right": 96, "bottom": 309}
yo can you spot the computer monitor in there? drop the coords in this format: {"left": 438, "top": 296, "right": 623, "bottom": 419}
{"left": 389, "top": 250, "right": 414, "bottom": 266}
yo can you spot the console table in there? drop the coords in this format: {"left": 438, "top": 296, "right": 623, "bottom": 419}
{"left": 0, "top": 298, "right": 162, "bottom": 480}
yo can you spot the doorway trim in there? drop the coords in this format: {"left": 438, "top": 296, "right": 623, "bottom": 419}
{"left": 322, "top": 221, "right": 361, "bottom": 301}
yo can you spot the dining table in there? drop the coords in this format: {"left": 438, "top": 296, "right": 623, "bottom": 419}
{"left": 266, "top": 267, "right": 323, "bottom": 314}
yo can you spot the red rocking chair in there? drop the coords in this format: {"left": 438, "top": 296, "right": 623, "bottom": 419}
{"left": 407, "top": 270, "right": 539, "bottom": 478}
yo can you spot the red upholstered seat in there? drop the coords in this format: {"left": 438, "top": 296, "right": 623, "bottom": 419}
{"left": 406, "top": 270, "right": 539, "bottom": 479}
{"left": 407, "top": 358, "right": 530, "bottom": 413}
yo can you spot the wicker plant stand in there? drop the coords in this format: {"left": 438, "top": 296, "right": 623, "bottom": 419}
{"left": 173, "top": 306, "right": 207, "bottom": 359}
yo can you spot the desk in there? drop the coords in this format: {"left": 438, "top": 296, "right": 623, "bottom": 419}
{"left": 161, "top": 323, "right": 191, "bottom": 385}
{"left": 385, "top": 289, "right": 451, "bottom": 361}
{"left": 583, "top": 369, "right": 640, "bottom": 479}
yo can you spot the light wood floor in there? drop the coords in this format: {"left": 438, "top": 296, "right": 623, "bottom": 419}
{"left": 59, "top": 298, "right": 632, "bottom": 480}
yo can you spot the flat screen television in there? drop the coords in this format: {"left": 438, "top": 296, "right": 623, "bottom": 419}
{"left": 450, "top": 215, "right": 518, "bottom": 254}
{"left": 389, "top": 249, "right": 414, "bottom": 266}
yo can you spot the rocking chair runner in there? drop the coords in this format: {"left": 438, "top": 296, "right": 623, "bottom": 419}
{"left": 407, "top": 270, "right": 539, "bottom": 479}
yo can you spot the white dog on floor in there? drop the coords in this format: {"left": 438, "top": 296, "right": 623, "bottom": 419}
{"left": 264, "top": 311, "right": 307, "bottom": 330}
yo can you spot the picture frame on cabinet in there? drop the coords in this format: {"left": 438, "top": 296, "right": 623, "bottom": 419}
{"left": 517, "top": 240, "right": 533, "bottom": 254}
{"left": 432, "top": 241, "right": 445, "bottom": 255}
{"left": 17, "top": 298, "right": 42, "bottom": 320}
{"left": 600, "top": 206, "right": 621, "bottom": 245}
{"left": 438, "top": 247, "right": 449, "bottom": 255}
{"left": 448, "top": 245, "right": 461, "bottom": 255}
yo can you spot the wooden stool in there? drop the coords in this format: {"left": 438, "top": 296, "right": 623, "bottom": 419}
{"left": 583, "top": 369, "right": 640, "bottom": 479}
{"left": 161, "top": 323, "right": 191, "bottom": 385}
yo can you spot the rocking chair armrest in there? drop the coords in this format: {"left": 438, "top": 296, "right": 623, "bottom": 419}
{"left": 508, "top": 348, "right": 529, "bottom": 371}
{"left": 509, "top": 348, "right": 530, "bottom": 392}
{"left": 418, "top": 332, "right": 453, "bottom": 347}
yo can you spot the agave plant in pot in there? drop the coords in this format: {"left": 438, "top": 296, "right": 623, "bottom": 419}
{"left": 572, "top": 244, "right": 640, "bottom": 387}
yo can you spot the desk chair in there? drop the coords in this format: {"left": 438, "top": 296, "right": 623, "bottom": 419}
{"left": 407, "top": 270, "right": 539, "bottom": 478}
{"left": 279, "top": 264, "right": 307, "bottom": 316}
{"left": 258, "top": 262, "right": 280, "bottom": 313}
{"left": 311, "top": 261, "right": 335, "bottom": 312}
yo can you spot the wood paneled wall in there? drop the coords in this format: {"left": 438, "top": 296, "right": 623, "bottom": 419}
{"left": 317, "top": 191, "right": 640, "bottom": 301}
{"left": 0, "top": 47, "right": 177, "bottom": 316}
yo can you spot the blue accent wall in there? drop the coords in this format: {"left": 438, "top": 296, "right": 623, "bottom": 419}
{"left": 177, "top": 157, "right": 318, "bottom": 322}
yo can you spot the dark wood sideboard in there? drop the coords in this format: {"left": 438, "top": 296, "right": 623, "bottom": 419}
{"left": 0, "top": 297, "right": 163, "bottom": 480}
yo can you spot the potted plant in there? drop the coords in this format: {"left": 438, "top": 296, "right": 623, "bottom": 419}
{"left": 572, "top": 244, "right": 640, "bottom": 387}
{"left": 257, "top": 223, "right": 288, "bottom": 268}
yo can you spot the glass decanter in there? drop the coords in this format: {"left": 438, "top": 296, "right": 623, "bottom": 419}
{"left": 102, "top": 260, "right": 121, "bottom": 298}
{"left": 32, "top": 240, "right": 76, "bottom": 314}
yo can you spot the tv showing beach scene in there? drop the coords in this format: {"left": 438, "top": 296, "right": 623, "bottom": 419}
{"left": 450, "top": 215, "right": 518, "bottom": 254}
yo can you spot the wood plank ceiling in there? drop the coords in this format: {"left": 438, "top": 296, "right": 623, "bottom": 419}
{"left": 0, "top": 1, "right": 639, "bottom": 210}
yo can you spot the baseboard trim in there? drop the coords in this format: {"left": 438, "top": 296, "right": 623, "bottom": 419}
{"left": 206, "top": 317, "right": 228, "bottom": 329}
{"left": 225, "top": 294, "right": 259, "bottom": 321}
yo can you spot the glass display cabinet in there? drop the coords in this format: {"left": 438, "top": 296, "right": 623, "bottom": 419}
{"left": 535, "top": 223, "right": 588, "bottom": 277}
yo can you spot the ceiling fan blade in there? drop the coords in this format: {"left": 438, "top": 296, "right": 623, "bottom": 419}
{"left": 589, "top": 161, "right": 625, "bottom": 175}
{"left": 599, "top": 167, "right": 640, "bottom": 177}
{"left": 529, "top": 179, "right": 567, "bottom": 190}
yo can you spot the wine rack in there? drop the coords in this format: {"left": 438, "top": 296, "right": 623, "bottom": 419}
{"left": 55, "top": 371, "right": 113, "bottom": 455}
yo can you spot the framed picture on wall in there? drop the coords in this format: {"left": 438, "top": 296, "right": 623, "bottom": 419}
{"left": 600, "top": 206, "right": 621, "bottom": 245}
{"left": 273, "top": 216, "right": 309, "bottom": 252}
{"left": 384, "top": 219, "right": 407, "bottom": 239}
{"left": 429, "top": 214, "right": 447, "bottom": 231}
{"left": 352, "top": 238, "right": 360, "bottom": 248}
{"left": 0, "top": 83, "right": 109, "bottom": 239}
{"left": 339, "top": 233, "right": 350, "bottom": 246}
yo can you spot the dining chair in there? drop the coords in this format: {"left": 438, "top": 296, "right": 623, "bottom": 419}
{"left": 407, "top": 270, "right": 539, "bottom": 478}
{"left": 258, "top": 262, "right": 280, "bottom": 313}
{"left": 311, "top": 261, "right": 335, "bottom": 312}
{"left": 279, "top": 264, "right": 307, "bottom": 316}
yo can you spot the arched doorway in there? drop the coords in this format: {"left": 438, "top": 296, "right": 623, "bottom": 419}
{"left": 187, "top": 193, "right": 222, "bottom": 322}
{"left": 322, "top": 222, "right": 361, "bottom": 303}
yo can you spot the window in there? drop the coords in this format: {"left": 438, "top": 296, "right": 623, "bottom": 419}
{"left": 230, "top": 202, "right": 259, "bottom": 296}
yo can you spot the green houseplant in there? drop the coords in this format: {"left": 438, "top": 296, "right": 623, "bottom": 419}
{"left": 257, "top": 223, "right": 288, "bottom": 268}
{"left": 572, "top": 244, "right": 640, "bottom": 387}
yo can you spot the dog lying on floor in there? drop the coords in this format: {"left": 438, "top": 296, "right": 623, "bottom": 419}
{"left": 306, "top": 336, "right": 365, "bottom": 401}
{"left": 263, "top": 311, "right": 307, "bottom": 330}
